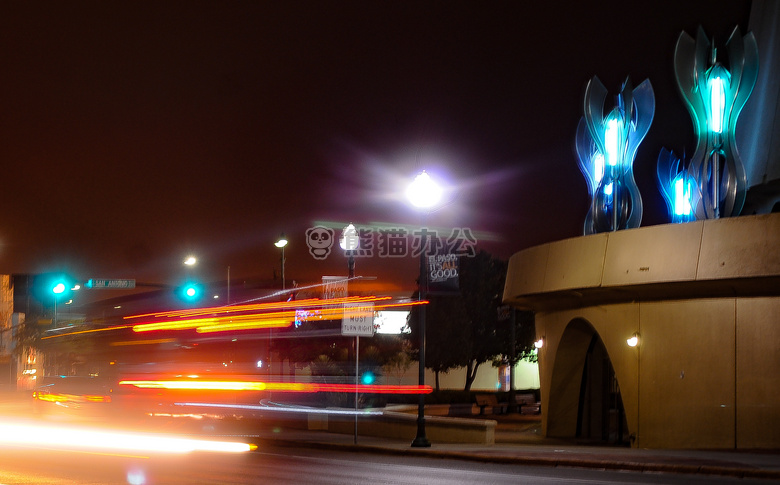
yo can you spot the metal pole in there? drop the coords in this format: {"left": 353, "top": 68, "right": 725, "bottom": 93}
{"left": 281, "top": 246, "right": 286, "bottom": 290}
{"left": 354, "top": 335, "right": 359, "bottom": 445}
{"left": 713, "top": 151, "right": 720, "bottom": 219}
{"left": 509, "top": 308, "right": 516, "bottom": 412}
{"left": 411, "top": 247, "right": 431, "bottom": 447}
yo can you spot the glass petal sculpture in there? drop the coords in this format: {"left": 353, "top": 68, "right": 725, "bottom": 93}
{"left": 657, "top": 148, "right": 699, "bottom": 223}
{"left": 673, "top": 26, "right": 758, "bottom": 219}
{"left": 576, "top": 77, "right": 655, "bottom": 234}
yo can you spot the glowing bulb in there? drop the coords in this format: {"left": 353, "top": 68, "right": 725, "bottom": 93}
{"left": 674, "top": 177, "right": 692, "bottom": 216}
{"left": 605, "top": 117, "right": 622, "bottom": 167}
{"left": 534, "top": 338, "right": 544, "bottom": 349}
{"left": 627, "top": 334, "right": 639, "bottom": 347}
{"left": 406, "top": 171, "right": 442, "bottom": 209}
{"left": 340, "top": 223, "right": 360, "bottom": 251}
{"left": 709, "top": 76, "right": 725, "bottom": 134}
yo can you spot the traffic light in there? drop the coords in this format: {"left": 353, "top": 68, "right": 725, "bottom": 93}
{"left": 33, "top": 273, "right": 77, "bottom": 305}
{"left": 176, "top": 280, "right": 204, "bottom": 303}
{"left": 360, "top": 371, "right": 376, "bottom": 385}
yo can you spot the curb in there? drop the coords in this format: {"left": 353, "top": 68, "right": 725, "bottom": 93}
{"left": 259, "top": 437, "right": 780, "bottom": 480}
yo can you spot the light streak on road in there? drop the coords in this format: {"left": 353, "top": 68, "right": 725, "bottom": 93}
{"left": 0, "top": 419, "right": 255, "bottom": 454}
{"left": 119, "top": 379, "right": 433, "bottom": 394}
{"left": 174, "top": 402, "right": 385, "bottom": 416}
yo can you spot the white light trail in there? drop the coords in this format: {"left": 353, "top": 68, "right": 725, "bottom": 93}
{"left": 0, "top": 419, "right": 254, "bottom": 454}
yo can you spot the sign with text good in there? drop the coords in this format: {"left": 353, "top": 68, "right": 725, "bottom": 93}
{"left": 427, "top": 253, "right": 459, "bottom": 293}
{"left": 341, "top": 302, "right": 375, "bottom": 337}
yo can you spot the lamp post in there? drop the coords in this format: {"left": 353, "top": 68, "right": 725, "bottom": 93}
{"left": 407, "top": 170, "right": 441, "bottom": 448}
{"left": 270, "top": 234, "right": 288, "bottom": 390}
{"left": 340, "top": 223, "right": 361, "bottom": 444}
{"left": 275, "top": 234, "right": 288, "bottom": 290}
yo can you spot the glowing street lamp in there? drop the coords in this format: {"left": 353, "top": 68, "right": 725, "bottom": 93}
{"left": 406, "top": 171, "right": 442, "bottom": 209}
{"left": 339, "top": 223, "right": 359, "bottom": 279}
{"left": 407, "top": 170, "right": 442, "bottom": 449}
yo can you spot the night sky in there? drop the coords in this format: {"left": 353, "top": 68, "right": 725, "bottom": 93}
{"left": 0, "top": 1, "right": 753, "bottom": 297}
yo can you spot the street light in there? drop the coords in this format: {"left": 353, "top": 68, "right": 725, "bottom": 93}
{"left": 407, "top": 170, "right": 442, "bottom": 448}
{"left": 340, "top": 223, "right": 361, "bottom": 444}
{"left": 270, "top": 233, "right": 289, "bottom": 390}
{"left": 275, "top": 234, "right": 288, "bottom": 290}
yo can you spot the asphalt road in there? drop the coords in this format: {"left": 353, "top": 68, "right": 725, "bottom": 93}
{"left": 0, "top": 442, "right": 774, "bottom": 485}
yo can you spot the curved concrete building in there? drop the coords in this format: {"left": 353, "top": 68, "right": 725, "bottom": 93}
{"left": 503, "top": 213, "right": 780, "bottom": 449}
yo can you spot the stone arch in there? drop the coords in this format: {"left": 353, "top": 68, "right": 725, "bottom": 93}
{"left": 547, "top": 318, "right": 628, "bottom": 444}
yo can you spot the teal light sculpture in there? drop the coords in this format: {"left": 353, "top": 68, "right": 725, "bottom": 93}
{"left": 672, "top": 26, "right": 758, "bottom": 219}
{"left": 657, "top": 148, "right": 698, "bottom": 223}
{"left": 576, "top": 77, "right": 655, "bottom": 234}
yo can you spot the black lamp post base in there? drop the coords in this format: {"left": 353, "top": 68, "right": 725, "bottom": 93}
{"left": 411, "top": 435, "right": 431, "bottom": 448}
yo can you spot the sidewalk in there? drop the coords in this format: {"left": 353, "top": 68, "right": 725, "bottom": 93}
{"left": 251, "top": 413, "right": 780, "bottom": 481}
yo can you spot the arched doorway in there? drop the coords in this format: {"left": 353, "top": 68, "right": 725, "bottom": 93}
{"left": 548, "top": 318, "right": 628, "bottom": 445}
{"left": 576, "top": 333, "right": 629, "bottom": 445}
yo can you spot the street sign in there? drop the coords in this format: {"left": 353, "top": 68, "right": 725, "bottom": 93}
{"left": 341, "top": 302, "right": 375, "bottom": 337}
{"left": 322, "top": 276, "right": 348, "bottom": 300}
{"left": 85, "top": 278, "right": 136, "bottom": 289}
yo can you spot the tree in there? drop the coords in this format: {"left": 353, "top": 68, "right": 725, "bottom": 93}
{"left": 406, "top": 250, "right": 516, "bottom": 391}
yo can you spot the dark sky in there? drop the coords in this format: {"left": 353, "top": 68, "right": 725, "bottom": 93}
{"left": 0, "top": 1, "right": 753, "bottom": 296}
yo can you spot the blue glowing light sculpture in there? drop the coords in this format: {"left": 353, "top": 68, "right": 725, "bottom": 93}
{"left": 576, "top": 77, "right": 655, "bottom": 234}
{"left": 673, "top": 26, "right": 758, "bottom": 219}
{"left": 657, "top": 148, "right": 699, "bottom": 224}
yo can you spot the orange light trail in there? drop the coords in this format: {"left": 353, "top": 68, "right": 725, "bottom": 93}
{"left": 124, "top": 295, "right": 391, "bottom": 321}
{"left": 119, "top": 379, "right": 433, "bottom": 395}
{"left": 33, "top": 391, "right": 112, "bottom": 403}
{"left": 132, "top": 311, "right": 297, "bottom": 333}
{"left": 109, "top": 338, "right": 176, "bottom": 346}
{"left": 130, "top": 296, "right": 424, "bottom": 334}
{"left": 42, "top": 324, "right": 132, "bottom": 340}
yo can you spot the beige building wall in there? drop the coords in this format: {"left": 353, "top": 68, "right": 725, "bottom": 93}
{"left": 505, "top": 213, "right": 780, "bottom": 449}
{"left": 736, "top": 297, "right": 780, "bottom": 448}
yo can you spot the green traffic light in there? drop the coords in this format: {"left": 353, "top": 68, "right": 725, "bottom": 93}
{"left": 178, "top": 281, "right": 204, "bottom": 302}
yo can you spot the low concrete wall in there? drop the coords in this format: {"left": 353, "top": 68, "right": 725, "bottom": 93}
{"left": 328, "top": 410, "right": 495, "bottom": 444}
{"left": 275, "top": 404, "right": 496, "bottom": 444}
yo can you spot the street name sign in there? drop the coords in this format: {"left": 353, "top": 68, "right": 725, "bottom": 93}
{"left": 322, "top": 276, "right": 348, "bottom": 300}
{"left": 85, "top": 278, "right": 136, "bottom": 289}
{"left": 341, "top": 302, "right": 375, "bottom": 337}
